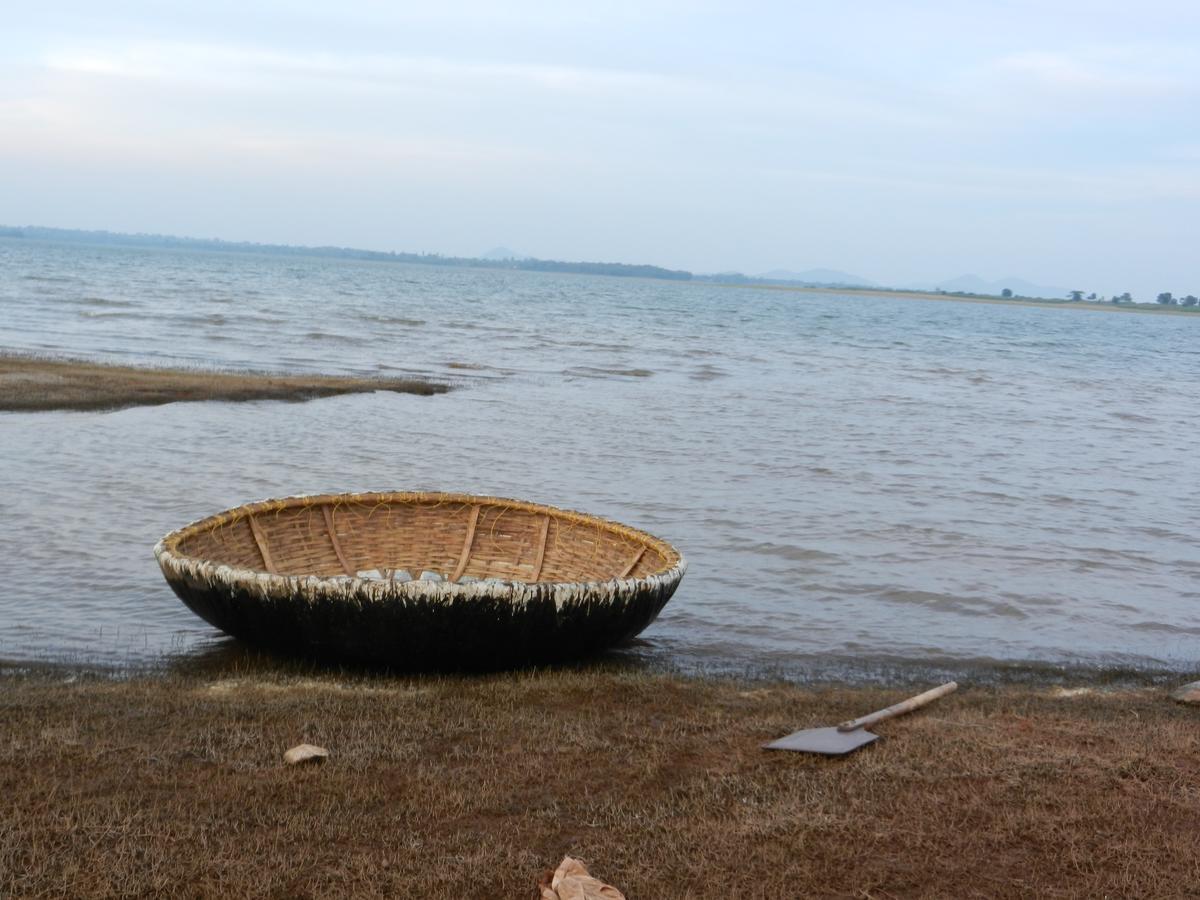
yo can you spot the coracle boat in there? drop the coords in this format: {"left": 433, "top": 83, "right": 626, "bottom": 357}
{"left": 154, "top": 491, "right": 686, "bottom": 668}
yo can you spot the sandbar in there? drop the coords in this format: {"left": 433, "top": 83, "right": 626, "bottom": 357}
{"left": 0, "top": 353, "right": 449, "bottom": 413}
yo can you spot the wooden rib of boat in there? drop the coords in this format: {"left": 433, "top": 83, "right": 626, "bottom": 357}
{"left": 154, "top": 491, "right": 686, "bottom": 668}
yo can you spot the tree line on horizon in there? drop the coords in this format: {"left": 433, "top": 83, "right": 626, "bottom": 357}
{"left": 1054, "top": 289, "right": 1198, "bottom": 307}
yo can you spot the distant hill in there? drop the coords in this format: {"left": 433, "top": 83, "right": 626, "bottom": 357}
{"left": 757, "top": 268, "right": 876, "bottom": 286}
{"left": 480, "top": 246, "right": 528, "bottom": 261}
{"left": 914, "top": 274, "right": 1071, "bottom": 301}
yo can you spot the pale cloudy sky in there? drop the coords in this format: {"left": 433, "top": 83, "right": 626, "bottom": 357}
{"left": 2, "top": 1, "right": 1197, "bottom": 297}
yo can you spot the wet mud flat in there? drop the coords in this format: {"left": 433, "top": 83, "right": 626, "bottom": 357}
{"left": 0, "top": 353, "right": 449, "bottom": 413}
{"left": 3, "top": 666, "right": 1198, "bottom": 897}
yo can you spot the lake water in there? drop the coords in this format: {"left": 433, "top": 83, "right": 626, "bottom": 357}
{"left": 2, "top": 238, "right": 1198, "bottom": 678}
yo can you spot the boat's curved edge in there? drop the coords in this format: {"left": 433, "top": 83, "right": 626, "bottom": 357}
{"left": 154, "top": 490, "right": 687, "bottom": 593}
{"left": 161, "top": 489, "right": 681, "bottom": 556}
{"left": 154, "top": 537, "right": 686, "bottom": 612}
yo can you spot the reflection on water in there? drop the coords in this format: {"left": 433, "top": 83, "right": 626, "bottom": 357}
{"left": 2, "top": 238, "right": 1199, "bottom": 676}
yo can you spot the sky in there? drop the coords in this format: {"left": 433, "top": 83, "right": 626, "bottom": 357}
{"left": 2, "top": 1, "right": 1198, "bottom": 298}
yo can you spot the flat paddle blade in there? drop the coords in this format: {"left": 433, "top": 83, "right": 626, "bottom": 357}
{"left": 763, "top": 726, "right": 879, "bottom": 756}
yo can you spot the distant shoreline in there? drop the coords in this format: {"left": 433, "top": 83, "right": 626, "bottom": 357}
{"left": 0, "top": 353, "right": 450, "bottom": 413}
{"left": 0, "top": 226, "right": 691, "bottom": 282}
{"left": 732, "top": 282, "right": 1200, "bottom": 316}
{"left": 6, "top": 225, "right": 1196, "bottom": 309}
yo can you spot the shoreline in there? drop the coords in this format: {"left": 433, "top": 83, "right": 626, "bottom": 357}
{"left": 4, "top": 666, "right": 1198, "bottom": 897}
{"left": 732, "top": 282, "right": 1200, "bottom": 316}
{"left": 0, "top": 352, "right": 450, "bottom": 413}
{"left": 2, "top": 645, "right": 1192, "bottom": 691}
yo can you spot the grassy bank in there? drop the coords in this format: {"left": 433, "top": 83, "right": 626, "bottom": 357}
{"left": 3, "top": 668, "right": 1198, "bottom": 898}
{"left": 0, "top": 354, "right": 449, "bottom": 413}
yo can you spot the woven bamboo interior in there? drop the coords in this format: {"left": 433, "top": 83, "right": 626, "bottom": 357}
{"left": 167, "top": 493, "right": 679, "bottom": 583}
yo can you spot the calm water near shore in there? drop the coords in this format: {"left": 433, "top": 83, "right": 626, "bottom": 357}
{"left": 1, "top": 238, "right": 1198, "bottom": 677}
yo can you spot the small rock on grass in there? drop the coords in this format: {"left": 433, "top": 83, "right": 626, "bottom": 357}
{"left": 538, "top": 856, "right": 625, "bottom": 900}
{"left": 1170, "top": 681, "right": 1200, "bottom": 705}
{"left": 283, "top": 743, "right": 329, "bottom": 766}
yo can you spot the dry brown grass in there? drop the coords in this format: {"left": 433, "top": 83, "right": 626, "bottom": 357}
{"left": 3, "top": 668, "right": 1199, "bottom": 898}
{"left": 0, "top": 354, "right": 449, "bottom": 412}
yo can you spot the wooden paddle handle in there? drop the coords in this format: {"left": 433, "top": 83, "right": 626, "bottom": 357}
{"left": 837, "top": 681, "right": 958, "bottom": 732}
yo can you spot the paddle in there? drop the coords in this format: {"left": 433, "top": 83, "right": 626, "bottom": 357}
{"left": 763, "top": 681, "right": 958, "bottom": 756}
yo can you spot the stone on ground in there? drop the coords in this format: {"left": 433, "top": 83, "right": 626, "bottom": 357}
{"left": 283, "top": 743, "right": 329, "bottom": 765}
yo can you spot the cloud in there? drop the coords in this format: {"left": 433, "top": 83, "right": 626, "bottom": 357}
{"left": 40, "top": 40, "right": 688, "bottom": 100}
{"left": 994, "top": 49, "right": 1187, "bottom": 96}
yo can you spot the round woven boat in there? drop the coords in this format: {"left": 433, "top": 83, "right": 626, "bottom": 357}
{"left": 154, "top": 491, "right": 686, "bottom": 668}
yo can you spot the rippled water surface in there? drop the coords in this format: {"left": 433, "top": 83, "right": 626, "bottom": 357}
{"left": 2, "top": 238, "right": 1198, "bottom": 675}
